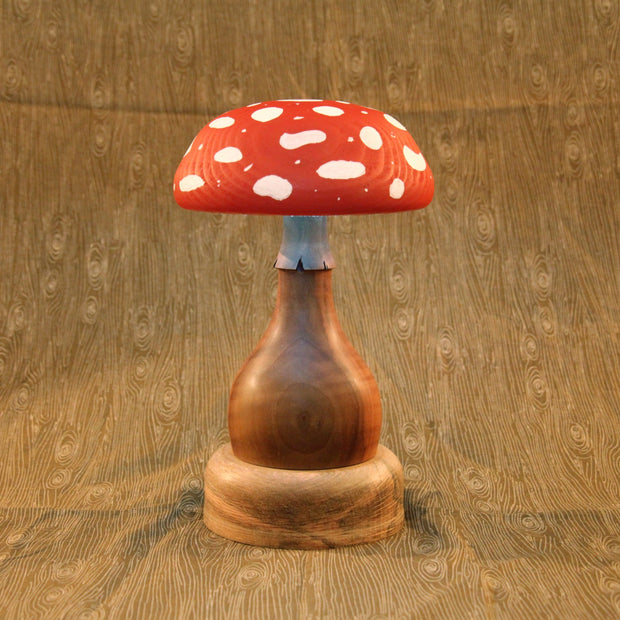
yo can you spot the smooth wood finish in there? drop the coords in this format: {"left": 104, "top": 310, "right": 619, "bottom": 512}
{"left": 228, "top": 269, "right": 382, "bottom": 469}
{"left": 204, "top": 443, "right": 404, "bottom": 549}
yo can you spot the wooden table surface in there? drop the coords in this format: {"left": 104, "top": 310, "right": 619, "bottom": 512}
{"left": 1, "top": 1, "right": 619, "bottom": 617}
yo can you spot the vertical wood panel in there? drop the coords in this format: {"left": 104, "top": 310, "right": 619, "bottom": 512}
{"left": 1, "top": 0, "right": 619, "bottom": 617}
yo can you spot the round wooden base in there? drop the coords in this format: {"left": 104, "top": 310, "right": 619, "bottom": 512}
{"left": 203, "top": 443, "right": 404, "bottom": 549}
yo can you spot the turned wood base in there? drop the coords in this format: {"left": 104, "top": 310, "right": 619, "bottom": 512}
{"left": 204, "top": 443, "right": 404, "bottom": 549}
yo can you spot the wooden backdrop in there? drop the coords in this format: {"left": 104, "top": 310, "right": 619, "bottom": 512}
{"left": 1, "top": 0, "right": 619, "bottom": 617}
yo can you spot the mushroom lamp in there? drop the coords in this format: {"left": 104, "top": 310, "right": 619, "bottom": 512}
{"left": 174, "top": 100, "right": 434, "bottom": 548}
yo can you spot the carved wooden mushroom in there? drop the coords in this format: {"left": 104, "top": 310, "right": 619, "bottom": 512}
{"left": 174, "top": 99, "right": 434, "bottom": 548}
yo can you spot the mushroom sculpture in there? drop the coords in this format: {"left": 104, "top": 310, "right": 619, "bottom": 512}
{"left": 174, "top": 99, "right": 434, "bottom": 548}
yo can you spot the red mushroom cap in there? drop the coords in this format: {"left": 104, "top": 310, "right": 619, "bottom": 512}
{"left": 174, "top": 99, "right": 434, "bottom": 216}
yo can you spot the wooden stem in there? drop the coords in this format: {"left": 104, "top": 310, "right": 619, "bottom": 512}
{"left": 274, "top": 215, "right": 335, "bottom": 270}
{"left": 228, "top": 268, "right": 382, "bottom": 470}
{"left": 206, "top": 217, "right": 404, "bottom": 547}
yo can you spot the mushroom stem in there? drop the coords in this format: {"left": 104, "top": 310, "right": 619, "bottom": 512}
{"left": 274, "top": 216, "right": 335, "bottom": 271}
{"left": 227, "top": 267, "right": 382, "bottom": 469}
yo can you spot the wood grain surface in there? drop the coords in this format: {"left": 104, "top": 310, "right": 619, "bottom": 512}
{"left": 229, "top": 269, "right": 382, "bottom": 469}
{"left": 204, "top": 443, "right": 403, "bottom": 549}
{"left": 0, "top": 0, "right": 619, "bottom": 617}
